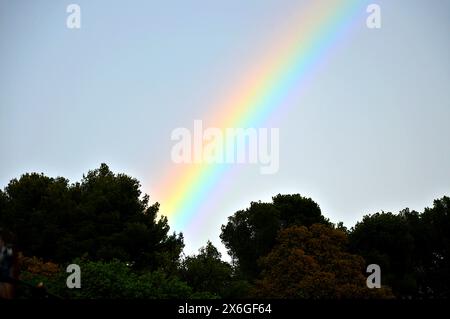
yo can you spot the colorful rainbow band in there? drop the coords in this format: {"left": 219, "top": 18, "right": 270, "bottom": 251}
{"left": 155, "top": 0, "right": 369, "bottom": 232}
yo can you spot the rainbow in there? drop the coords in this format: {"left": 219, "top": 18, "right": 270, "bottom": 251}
{"left": 155, "top": 0, "right": 369, "bottom": 232}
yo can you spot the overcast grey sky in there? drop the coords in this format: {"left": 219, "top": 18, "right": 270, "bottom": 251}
{"left": 1, "top": 0, "right": 449, "bottom": 256}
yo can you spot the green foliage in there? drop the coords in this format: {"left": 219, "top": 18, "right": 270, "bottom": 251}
{"left": 2, "top": 164, "right": 450, "bottom": 299}
{"left": 220, "top": 194, "right": 329, "bottom": 279}
{"left": 180, "top": 241, "right": 232, "bottom": 298}
{"left": 272, "top": 194, "right": 329, "bottom": 226}
{"left": 0, "top": 164, "right": 183, "bottom": 272}
{"left": 349, "top": 211, "right": 417, "bottom": 296}
{"left": 348, "top": 201, "right": 450, "bottom": 298}
{"left": 418, "top": 197, "right": 450, "bottom": 297}
{"left": 21, "top": 259, "right": 194, "bottom": 299}
{"left": 0, "top": 173, "right": 71, "bottom": 259}
{"left": 253, "top": 224, "right": 393, "bottom": 299}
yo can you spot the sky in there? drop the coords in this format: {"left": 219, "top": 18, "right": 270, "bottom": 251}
{"left": 1, "top": 0, "right": 450, "bottom": 258}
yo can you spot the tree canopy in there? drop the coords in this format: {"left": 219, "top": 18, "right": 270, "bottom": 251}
{"left": 0, "top": 164, "right": 183, "bottom": 271}
{"left": 253, "top": 224, "right": 392, "bottom": 298}
{"left": 220, "top": 194, "right": 329, "bottom": 279}
{"left": 180, "top": 241, "right": 232, "bottom": 298}
{"left": 1, "top": 165, "right": 449, "bottom": 299}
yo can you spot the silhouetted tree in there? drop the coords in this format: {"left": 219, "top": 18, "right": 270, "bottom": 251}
{"left": 0, "top": 173, "right": 72, "bottom": 260}
{"left": 254, "top": 224, "right": 393, "bottom": 298}
{"left": 20, "top": 257, "right": 194, "bottom": 299}
{"left": 180, "top": 241, "right": 232, "bottom": 297}
{"left": 2, "top": 164, "right": 450, "bottom": 299}
{"left": 418, "top": 196, "right": 450, "bottom": 297}
{"left": 220, "top": 194, "right": 330, "bottom": 280}
{"left": 0, "top": 190, "right": 6, "bottom": 215}
{"left": 0, "top": 164, "right": 183, "bottom": 272}
{"left": 349, "top": 212, "right": 417, "bottom": 297}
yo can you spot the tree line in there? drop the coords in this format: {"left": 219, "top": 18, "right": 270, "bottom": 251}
{"left": 0, "top": 164, "right": 448, "bottom": 299}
